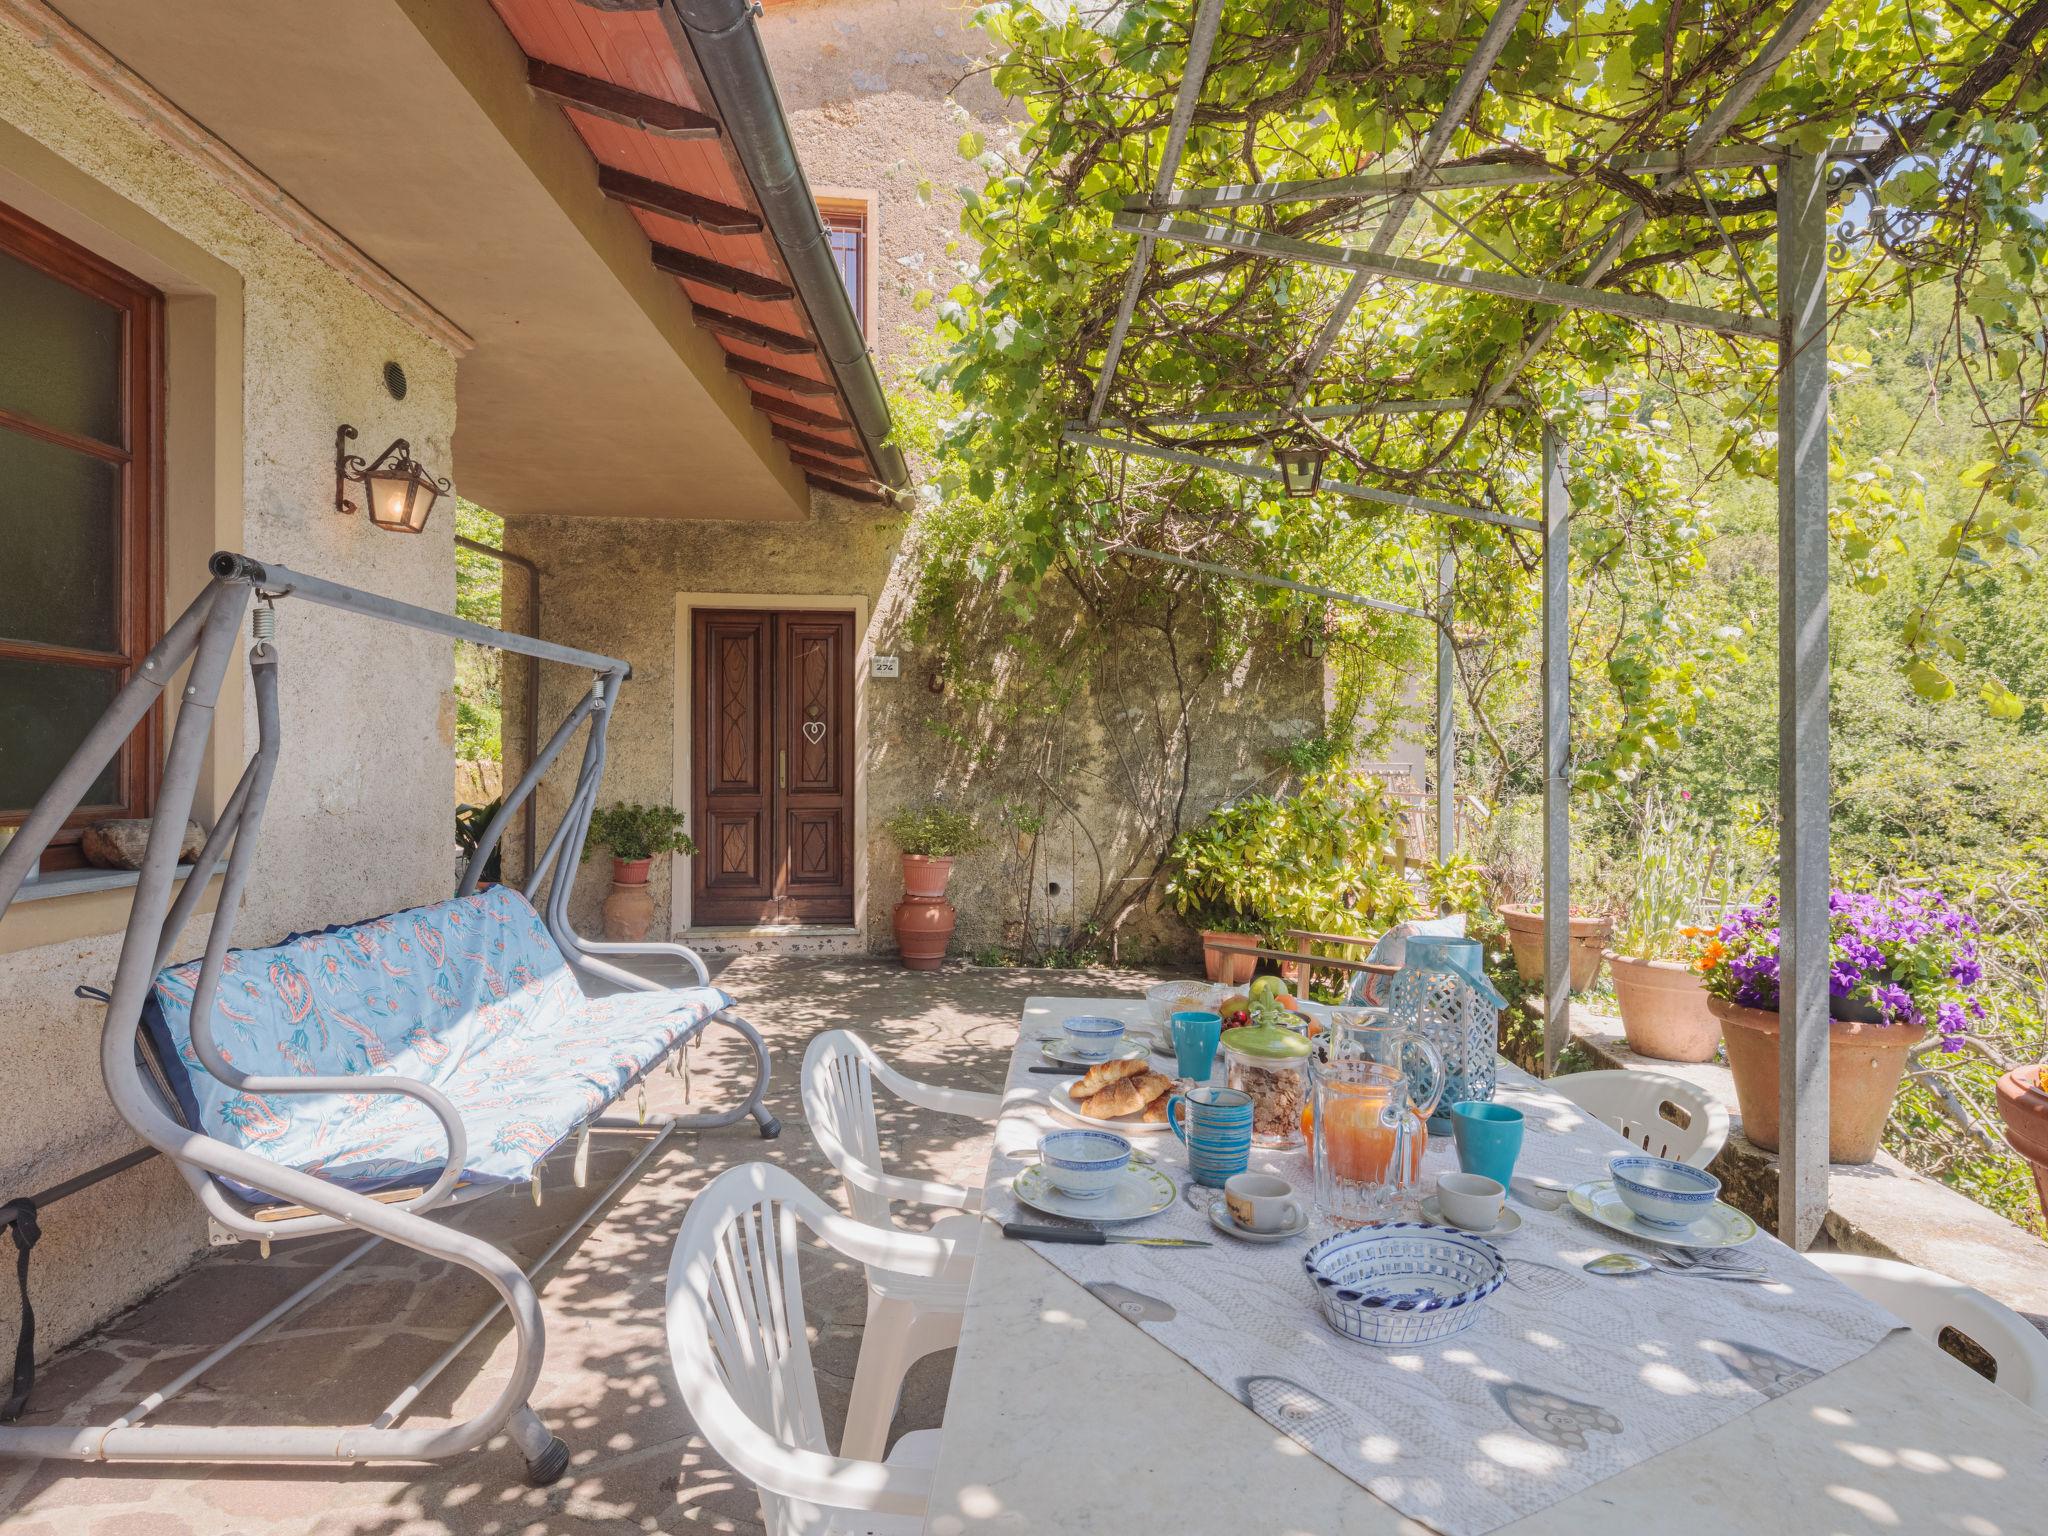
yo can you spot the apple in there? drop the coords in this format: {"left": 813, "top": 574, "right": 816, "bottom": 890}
{"left": 1249, "top": 975, "right": 1287, "bottom": 1006}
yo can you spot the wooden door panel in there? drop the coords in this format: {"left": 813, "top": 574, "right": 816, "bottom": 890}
{"left": 691, "top": 612, "right": 773, "bottom": 923}
{"left": 775, "top": 613, "right": 853, "bottom": 923}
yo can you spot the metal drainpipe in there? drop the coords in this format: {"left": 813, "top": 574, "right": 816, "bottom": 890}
{"left": 668, "top": 0, "right": 909, "bottom": 490}
{"left": 455, "top": 535, "right": 542, "bottom": 878}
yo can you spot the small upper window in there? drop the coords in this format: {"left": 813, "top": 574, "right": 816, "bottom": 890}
{"left": 818, "top": 198, "right": 871, "bottom": 338}
{"left": 0, "top": 200, "right": 162, "bottom": 867}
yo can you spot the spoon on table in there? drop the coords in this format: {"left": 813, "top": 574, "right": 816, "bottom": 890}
{"left": 1583, "top": 1252, "right": 1768, "bottom": 1282}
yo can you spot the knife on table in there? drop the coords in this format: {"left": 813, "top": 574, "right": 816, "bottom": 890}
{"left": 1028, "top": 1064, "right": 1088, "bottom": 1075}
{"left": 1002, "top": 1222, "right": 1210, "bottom": 1247}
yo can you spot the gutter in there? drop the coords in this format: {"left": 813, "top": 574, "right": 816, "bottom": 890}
{"left": 668, "top": 0, "right": 910, "bottom": 491}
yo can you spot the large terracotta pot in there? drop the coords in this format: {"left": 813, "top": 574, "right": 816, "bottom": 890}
{"left": 893, "top": 854, "right": 956, "bottom": 970}
{"left": 1200, "top": 929, "right": 1260, "bottom": 986}
{"left": 602, "top": 856, "right": 656, "bottom": 942}
{"left": 1994, "top": 1065, "right": 2048, "bottom": 1221}
{"left": 901, "top": 854, "right": 955, "bottom": 900}
{"left": 1606, "top": 953, "right": 1721, "bottom": 1063}
{"left": 1500, "top": 905, "right": 1612, "bottom": 992}
{"left": 1711, "top": 998, "right": 1925, "bottom": 1164}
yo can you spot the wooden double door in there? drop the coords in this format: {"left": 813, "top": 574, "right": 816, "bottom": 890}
{"left": 690, "top": 609, "right": 855, "bottom": 926}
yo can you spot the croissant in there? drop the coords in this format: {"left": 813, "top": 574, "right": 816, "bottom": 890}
{"left": 1139, "top": 1093, "right": 1173, "bottom": 1124}
{"left": 1071, "top": 1055, "right": 1147, "bottom": 1099}
{"left": 1130, "top": 1071, "right": 1171, "bottom": 1109}
{"left": 1080, "top": 1075, "right": 1149, "bottom": 1118}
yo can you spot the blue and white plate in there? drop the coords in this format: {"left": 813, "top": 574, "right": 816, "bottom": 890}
{"left": 1302, "top": 1223, "right": 1505, "bottom": 1346}
{"left": 1567, "top": 1180, "right": 1758, "bottom": 1250}
{"left": 1039, "top": 1037, "right": 1150, "bottom": 1068}
{"left": 1013, "top": 1162, "right": 1176, "bottom": 1223}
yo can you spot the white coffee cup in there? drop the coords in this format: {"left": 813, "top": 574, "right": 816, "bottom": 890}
{"left": 1436, "top": 1171, "right": 1506, "bottom": 1232}
{"left": 1223, "top": 1172, "right": 1303, "bottom": 1233}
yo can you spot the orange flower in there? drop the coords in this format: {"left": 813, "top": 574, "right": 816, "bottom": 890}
{"left": 1694, "top": 939, "right": 1726, "bottom": 973}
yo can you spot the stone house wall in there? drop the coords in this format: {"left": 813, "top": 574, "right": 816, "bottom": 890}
{"left": 0, "top": 15, "right": 460, "bottom": 1355}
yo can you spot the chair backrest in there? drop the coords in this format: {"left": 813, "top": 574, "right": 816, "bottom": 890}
{"left": 1809, "top": 1252, "right": 2048, "bottom": 1412}
{"left": 666, "top": 1163, "right": 943, "bottom": 1535}
{"left": 1552, "top": 1069, "right": 1730, "bottom": 1168}
{"left": 803, "top": 1030, "right": 892, "bottom": 1229}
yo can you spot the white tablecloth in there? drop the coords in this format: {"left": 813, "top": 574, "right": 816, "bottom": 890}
{"left": 986, "top": 1005, "right": 1900, "bottom": 1536}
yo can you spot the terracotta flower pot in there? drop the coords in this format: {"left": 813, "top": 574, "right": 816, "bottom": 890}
{"left": 901, "top": 854, "right": 955, "bottom": 900}
{"left": 1994, "top": 1065, "right": 2048, "bottom": 1222}
{"left": 1710, "top": 998, "right": 1925, "bottom": 1164}
{"left": 1607, "top": 953, "right": 1722, "bottom": 1063}
{"left": 1200, "top": 929, "right": 1260, "bottom": 986}
{"left": 893, "top": 853, "right": 956, "bottom": 970}
{"left": 1500, "top": 905, "right": 1612, "bottom": 992}
{"left": 602, "top": 856, "right": 656, "bottom": 942}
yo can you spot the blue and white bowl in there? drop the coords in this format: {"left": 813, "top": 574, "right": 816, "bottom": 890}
{"left": 1038, "top": 1129, "right": 1133, "bottom": 1200}
{"left": 1610, "top": 1155, "right": 1722, "bottom": 1230}
{"left": 1302, "top": 1224, "right": 1505, "bottom": 1347}
{"left": 1062, "top": 1015, "right": 1127, "bottom": 1062}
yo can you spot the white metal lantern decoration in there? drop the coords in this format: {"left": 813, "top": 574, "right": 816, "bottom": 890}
{"left": 1386, "top": 935, "right": 1505, "bottom": 1132}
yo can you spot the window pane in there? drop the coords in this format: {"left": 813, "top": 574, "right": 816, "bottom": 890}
{"left": 0, "top": 426, "right": 122, "bottom": 652}
{"left": 0, "top": 658, "right": 120, "bottom": 813}
{"left": 0, "top": 247, "right": 123, "bottom": 446}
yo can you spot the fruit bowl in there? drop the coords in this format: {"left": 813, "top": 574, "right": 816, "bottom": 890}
{"left": 1302, "top": 1223, "right": 1505, "bottom": 1347}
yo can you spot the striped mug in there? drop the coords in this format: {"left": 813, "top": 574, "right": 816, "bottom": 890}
{"left": 1168, "top": 1083, "right": 1253, "bottom": 1188}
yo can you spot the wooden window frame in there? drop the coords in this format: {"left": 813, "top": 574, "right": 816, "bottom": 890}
{"left": 0, "top": 199, "right": 165, "bottom": 870}
{"left": 815, "top": 192, "right": 876, "bottom": 344}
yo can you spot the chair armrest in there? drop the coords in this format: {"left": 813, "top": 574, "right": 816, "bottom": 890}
{"left": 843, "top": 1161, "right": 985, "bottom": 1215}
{"left": 883, "top": 1075, "right": 1004, "bottom": 1124}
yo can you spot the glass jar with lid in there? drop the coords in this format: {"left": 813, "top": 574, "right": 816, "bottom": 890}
{"left": 1221, "top": 1023, "right": 1313, "bottom": 1148}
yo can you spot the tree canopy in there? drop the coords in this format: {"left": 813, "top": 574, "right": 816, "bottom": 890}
{"left": 919, "top": 0, "right": 2048, "bottom": 776}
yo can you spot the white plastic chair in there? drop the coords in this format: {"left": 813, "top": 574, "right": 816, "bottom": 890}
{"left": 1552, "top": 1069, "right": 1730, "bottom": 1168}
{"left": 1809, "top": 1252, "right": 2048, "bottom": 1412}
{"left": 666, "top": 1163, "right": 968, "bottom": 1536}
{"left": 801, "top": 1030, "right": 1001, "bottom": 1460}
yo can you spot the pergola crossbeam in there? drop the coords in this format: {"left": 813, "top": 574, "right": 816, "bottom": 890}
{"left": 1116, "top": 212, "right": 1777, "bottom": 340}
{"left": 1074, "top": 396, "right": 1527, "bottom": 431}
{"left": 1064, "top": 430, "right": 1539, "bottom": 532}
{"left": 1112, "top": 544, "right": 1429, "bottom": 621}
{"left": 1288, "top": 0, "right": 1531, "bottom": 405}
{"left": 1085, "top": 0, "right": 1225, "bottom": 427}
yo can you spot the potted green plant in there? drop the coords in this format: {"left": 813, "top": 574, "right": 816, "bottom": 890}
{"left": 1695, "top": 887, "right": 1982, "bottom": 1163}
{"left": 1605, "top": 791, "right": 1732, "bottom": 1062}
{"left": 884, "top": 804, "right": 986, "bottom": 969}
{"left": 1163, "top": 802, "right": 1272, "bottom": 984}
{"left": 455, "top": 797, "right": 504, "bottom": 886}
{"left": 1498, "top": 901, "right": 1614, "bottom": 992}
{"left": 583, "top": 802, "right": 697, "bottom": 942}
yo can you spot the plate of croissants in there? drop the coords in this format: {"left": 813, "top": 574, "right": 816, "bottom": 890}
{"left": 1048, "top": 1055, "right": 1178, "bottom": 1133}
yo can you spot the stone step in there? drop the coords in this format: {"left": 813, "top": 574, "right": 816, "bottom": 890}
{"left": 683, "top": 924, "right": 866, "bottom": 958}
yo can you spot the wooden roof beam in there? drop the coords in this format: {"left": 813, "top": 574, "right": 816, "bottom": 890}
{"left": 727, "top": 355, "right": 834, "bottom": 395}
{"left": 771, "top": 422, "right": 863, "bottom": 458}
{"left": 749, "top": 393, "right": 848, "bottom": 431}
{"left": 526, "top": 60, "right": 719, "bottom": 139}
{"left": 652, "top": 243, "right": 794, "bottom": 300}
{"left": 806, "top": 473, "right": 892, "bottom": 505}
{"left": 599, "top": 166, "right": 762, "bottom": 234}
{"left": 691, "top": 304, "right": 815, "bottom": 354}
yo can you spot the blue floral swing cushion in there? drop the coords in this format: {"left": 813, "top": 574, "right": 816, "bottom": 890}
{"left": 140, "top": 884, "right": 730, "bottom": 1201}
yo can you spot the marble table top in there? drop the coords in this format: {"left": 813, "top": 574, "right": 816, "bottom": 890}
{"left": 921, "top": 996, "right": 2048, "bottom": 1535}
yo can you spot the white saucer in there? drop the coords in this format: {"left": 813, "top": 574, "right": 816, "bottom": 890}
{"left": 1013, "top": 1162, "right": 1177, "bottom": 1223}
{"left": 1039, "top": 1037, "right": 1149, "bottom": 1068}
{"left": 1568, "top": 1179, "right": 1758, "bottom": 1249}
{"left": 1420, "top": 1196, "right": 1523, "bottom": 1237}
{"left": 1205, "top": 1196, "right": 1309, "bottom": 1244}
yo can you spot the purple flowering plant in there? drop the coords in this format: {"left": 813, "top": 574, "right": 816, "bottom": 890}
{"left": 1693, "top": 887, "right": 1984, "bottom": 1052}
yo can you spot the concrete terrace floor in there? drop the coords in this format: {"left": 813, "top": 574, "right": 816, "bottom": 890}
{"left": 0, "top": 956, "right": 1167, "bottom": 1535}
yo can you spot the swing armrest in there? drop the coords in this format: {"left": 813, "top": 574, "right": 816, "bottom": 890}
{"left": 571, "top": 937, "right": 711, "bottom": 988}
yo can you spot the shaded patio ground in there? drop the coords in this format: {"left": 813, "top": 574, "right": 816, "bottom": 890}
{"left": 0, "top": 956, "right": 1166, "bottom": 1535}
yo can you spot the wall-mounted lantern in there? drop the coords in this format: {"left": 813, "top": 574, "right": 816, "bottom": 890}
{"left": 335, "top": 424, "right": 450, "bottom": 535}
{"left": 1273, "top": 442, "right": 1326, "bottom": 498}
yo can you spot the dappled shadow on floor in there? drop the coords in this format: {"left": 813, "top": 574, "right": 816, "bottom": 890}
{"left": 0, "top": 958, "right": 1164, "bottom": 1535}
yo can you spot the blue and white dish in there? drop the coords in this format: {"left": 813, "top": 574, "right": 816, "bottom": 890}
{"left": 1037, "top": 1129, "right": 1132, "bottom": 1199}
{"left": 1610, "top": 1155, "right": 1722, "bottom": 1229}
{"left": 1567, "top": 1180, "right": 1758, "bottom": 1249}
{"left": 1302, "top": 1223, "right": 1505, "bottom": 1347}
{"left": 1040, "top": 1036, "right": 1148, "bottom": 1068}
{"left": 1062, "top": 1015, "right": 1127, "bottom": 1062}
{"left": 1013, "top": 1161, "right": 1175, "bottom": 1223}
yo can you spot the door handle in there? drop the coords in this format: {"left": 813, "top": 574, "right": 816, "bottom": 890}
{"left": 778, "top": 748, "right": 786, "bottom": 790}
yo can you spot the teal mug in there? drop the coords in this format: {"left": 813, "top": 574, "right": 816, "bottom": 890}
{"left": 1168, "top": 1083, "right": 1253, "bottom": 1188}
{"left": 1450, "top": 1100, "right": 1524, "bottom": 1187}
{"left": 1169, "top": 1009, "right": 1223, "bottom": 1082}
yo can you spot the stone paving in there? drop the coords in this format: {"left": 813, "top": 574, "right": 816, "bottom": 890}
{"left": 0, "top": 956, "right": 1166, "bottom": 1535}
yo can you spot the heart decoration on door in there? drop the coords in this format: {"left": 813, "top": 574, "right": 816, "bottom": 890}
{"left": 802, "top": 719, "right": 826, "bottom": 745}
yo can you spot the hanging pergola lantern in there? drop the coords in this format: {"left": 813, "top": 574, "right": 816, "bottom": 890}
{"left": 1273, "top": 442, "right": 1326, "bottom": 498}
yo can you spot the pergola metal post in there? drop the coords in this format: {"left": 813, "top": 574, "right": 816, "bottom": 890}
{"left": 1540, "top": 426, "right": 1571, "bottom": 1067}
{"left": 1436, "top": 547, "right": 1456, "bottom": 866}
{"left": 1777, "top": 150, "right": 1832, "bottom": 1247}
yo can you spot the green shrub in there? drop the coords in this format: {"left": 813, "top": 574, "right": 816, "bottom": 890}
{"left": 583, "top": 803, "right": 697, "bottom": 863}
{"left": 884, "top": 803, "right": 988, "bottom": 858}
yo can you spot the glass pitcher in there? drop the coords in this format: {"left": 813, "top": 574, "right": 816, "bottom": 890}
{"left": 1308, "top": 1020, "right": 1444, "bottom": 1228}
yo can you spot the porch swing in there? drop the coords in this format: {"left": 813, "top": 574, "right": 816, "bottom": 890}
{"left": 0, "top": 551, "right": 780, "bottom": 1485}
